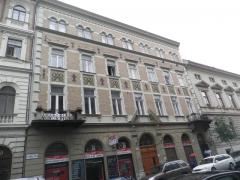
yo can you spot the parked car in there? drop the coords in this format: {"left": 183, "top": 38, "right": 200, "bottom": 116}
{"left": 231, "top": 150, "right": 240, "bottom": 168}
{"left": 140, "top": 160, "right": 191, "bottom": 180}
{"left": 169, "top": 171, "right": 240, "bottom": 180}
{"left": 192, "top": 154, "right": 236, "bottom": 173}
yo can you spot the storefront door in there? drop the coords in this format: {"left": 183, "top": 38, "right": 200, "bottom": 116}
{"left": 85, "top": 158, "right": 105, "bottom": 180}
{"left": 0, "top": 146, "right": 12, "bottom": 180}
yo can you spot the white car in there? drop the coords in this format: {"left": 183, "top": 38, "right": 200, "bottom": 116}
{"left": 192, "top": 154, "right": 235, "bottom": 173}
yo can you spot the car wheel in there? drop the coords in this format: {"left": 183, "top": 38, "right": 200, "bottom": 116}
{"left": 211, "top": 167, "right": 216, "bottom": 171}
{"left": 229, "top": 163, "right": 235, "bottom": 170}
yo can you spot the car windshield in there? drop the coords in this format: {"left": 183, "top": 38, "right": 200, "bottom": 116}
{"left": 151, "top": 164, "right": 164, "bottom": 175}
{"left": 200, "top": 158, "right": 213, "bottom": 164}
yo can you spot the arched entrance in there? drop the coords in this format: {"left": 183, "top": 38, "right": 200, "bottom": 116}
{"left": 45, "top": 142, "right": 69, "bottom": 180}
{"left": 0, "top": 146, "right": 12, "bottom": 180}
{"left": 197, "top": 133, "right": 210, "bottom": 157}
{"left": 163, "top": 135, "right": 178, "bottom": 161}
{"left": 85, "top": 139, "right": 105, "bottom": 180}
{"left": 139, "top": 133, "right": 159, "bottom": 175}
{"left": 182, "top": 134, "right": 197, "bottom": 167}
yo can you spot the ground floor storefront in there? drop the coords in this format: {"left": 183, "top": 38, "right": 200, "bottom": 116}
{"left": 24, "top": 123, "right": 204, "bottom": 180}
{"left": 0, "top": 127, "right": 26, "bottom": 180}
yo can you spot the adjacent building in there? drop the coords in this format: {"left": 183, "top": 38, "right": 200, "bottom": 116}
{"left": 186, "top": 60, "right": 240, "bottom": 154}
{"left": 0, "top": 0, "right": 36, "bottom": 179}
{"left": 23, "top": 1, "right": 204, "bottom": 179}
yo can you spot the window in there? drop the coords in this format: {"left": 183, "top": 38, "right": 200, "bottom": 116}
{"left": 215, "top": 92, "right": 224, "bottom": 108}
{"left": 101, "top": 33, "right": 114, "bottom": 45}
{"left": 177, "top": 74, "right": 185, "bottom": 86}
{"left": 228, "top": 94, "right": 237, "bottom": 108}
{"left": 164, "top": 71, "right": 172, "bottom": 85}
{"left": 147, "top": 67, "right": 157, "bottom": 82}
{"left": 82, "top": 54, "right": 94, "bottom": 73}
{"left": 155, "top": 48, "right": 165, "bottom": 58}
{"left": 128, "top": 64, "right": 139, "bottom": 79}
{"left": 0, "top": 86, "right": 16, "bottom": 114}
{"left": 122, "top": 39, "right": 133, "bottom": 50}
{"left": 171, "top": 96, "right": 181, "bottom": 116}
{"left": 6, "top": 38, "right": 22, "bottom": 59}
{"left": 154, "top": 95, "right": 165, "bottom": 116}
{"left": 171, "top": 53, "right": 179, "bottom": 62}
{"left": 135, "top": 93, "right": 145, "bottom": 115}
{"left": 49, "top": 17, "right": 57, "bottom": 30}
{"left": 194, "top": 74, "right": 201, "bottom": 80}
{"left": 12, "top": 5, "right": 26, "bottom": 21}
{"left": 233, "top": 82, "right": 238, "bottom": 87}
{"left": 84, "top": 89, "right": 96, "bottom": 114}
{"left": 50, "top": 49, "right": 64, "bottom": 68}
{"left": 50, "top": 86, "right": 64, "bottom": 113}
{"left": 185, "top": 98, "right": 194, "bottom": 114}
{"left": 139, "top": 43, "right": 149, "bottom": 54}
{"left": 58, "top": 20, "right": 66, "bottom": 33}
{"left": 201, "top": 91, "right": 210, "bottom": 106}
{"left": 107, "top": 60, "right": 116, "bottom": 76}
{"left": 111, "top": 91, "right": 122, "bottom": 115}
{"left": 84, "top": 28, "right": 92, "bottom": 39}
{"left": 77, "top": 25, "right": 84, "bottom": 37}
{"left": 209, "top": 77, "right": 215, "bottom": 82}
{"left": 222, "top": 80, "right": 227, "bottom": 85}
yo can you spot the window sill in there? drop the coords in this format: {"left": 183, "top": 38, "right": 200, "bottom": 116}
{"left": 158, "top": 115, "right": 169, "bottom": 118}
{"left": 49, "top": 66, "right": 67, "bottom": 70}
{"left": 130, "top": 78, "right": 141, "bottom": 81}
{"left": 112, "top": 114, "right": 128, "bottom": 117}
{"left": 83, "top": 114, "right": 101, "bottom": 117}
{"left": 80, "top": 71, "right": 96, "bottom": 75}
{"left": 175, "top": 115, "right": 185, "bottom": 117}
{"left": 136, "top": 114, "right": 149, "bottom": 117}
{"left": 108, "top": 75, "right": 120, "bottom": 79}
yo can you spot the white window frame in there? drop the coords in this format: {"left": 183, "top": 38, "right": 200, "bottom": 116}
{"left": 201, "top": 91, "right": 210, "bottom": 106}
{"left": 107, "top": 59, "right": 118, "bottom": 76}
{"left": 215, "top": 92, "right": 224, "bottom": 108}
{"left": 164, "top": 71, "right": 172, "bottom": 85}
{"left": 111, "top": 91, "right": 123, "bottom": 115}
{"left": 154, "top": 95, "right": 166, "bottom": 116}
{"left": 171, "top": 96, "right": 182, "bottom": 116}
{"left": 50, "top": 85, "right": 65, "bottom": 113}
{"left": 147, "top": 66, "right": 158, "bottom": 82}
{"left": 50, "top": 48, "right": 65, "bottom": 68}
{"left": 128, "top": 63, "right": 139, "bottom": 79}
{"left": 81, "top": 54, "right": 95, "bottom": 73}
{"left": 49, "top": 17, "right": 57, "bottom": 30}
{"left": 228, "top": 94, "right": 237, "bottom": 108}
{"left": 177, "top": 74, "right": 185, "bottom": 86}
{"left": 6, "top": 38, "right": 22, "bottom": 59}
{"left": 185, "top": 98, "right": 194, "bottom": 114}
{"left": 134, "top": 93, "right": 146, "bottom": 115}
{"left": 58, "top": 20, "right": 67, "bottom": 33}
{"left": 84, "top": 88, "right": 96, "bottom": 114}
{"left": 12, "top": 5, "right": 26, "bottom": 22}
{"left": 83, "top": 28, "right": 92, "bottom": 40}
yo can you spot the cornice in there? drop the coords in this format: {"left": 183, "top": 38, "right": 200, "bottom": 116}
{"left": 37, "top": 26, "right": 185, "bottom": 67}
{"left": 39, "top": 0, "right": 180, "bottom": 47}
{"left": 0, "top": 23, "right": 34, "bottom": 37}
{"left": 0, "top": 65, "right": 32, "bottom": 73}
{"left": 184, "top": 59, "right": 240, "bottom": 79}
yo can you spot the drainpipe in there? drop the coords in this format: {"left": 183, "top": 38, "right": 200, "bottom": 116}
{"left": 23, "top": 0, "right": 40, "bottom": 177}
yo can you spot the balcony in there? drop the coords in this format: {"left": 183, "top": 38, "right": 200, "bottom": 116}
{"left": 31, "top": 107, "right": 85, "bottom": 127}
{"left": 0, "top": 114, "right": 16, "bottom": 124}
{"left": 187, "top": 113, "right": 212, "bottom": 132}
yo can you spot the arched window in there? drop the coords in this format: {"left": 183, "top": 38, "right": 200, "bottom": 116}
{"left": 0, "top": 146, "right": 12, "bottom": 180}
{"left": 84, "top": 27, "right": 92, "bottom": 40}
{"left": 85, "top": 139, "right": 103, "bottom": 152}
{"left": 101, "top": 32, "right": 107, "bottom": 43}
{"left": 117, "top": 137, "right": 130, "bottom": 150}
{"left": 12, "top": 5, "right": 26, "bottom": 21}
{"left": 107, "top": 34, "right": 114, "bottom": 45}
{"left": 77, "top": 25, "right": 84, "bottom": 37}
{"left": 139, "top": 133, "right": 154, "bottom": 146}
{"left": 49, "top": 17, "right": 57, "bottom": 30}
{"left": 163, "top": 134, "right": 178, "bottom": 161}
{"left": 58, "top": 20, "right": 66, "bottom": 33}
{"left": 0, "top": 86, "right": 16, "bottom": 114}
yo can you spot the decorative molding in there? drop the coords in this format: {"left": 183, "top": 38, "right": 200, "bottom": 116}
{"left": 168, "top": 85, "right": 176, "bottom": 94}
{"left": 132, "top": 81, "right": 141, "bottom": 91}
{"left": 83, "top": 74, "right": 95, "bottom": 86}
{"left": 151, "top": 83, "right": 159, "bottom": 93}
{"left": 51, "top": 70, "right": 64, "bottom": 82}
{"left": 195, "top": 80, "right": 209, "bottom": 88}
{"left": 110, "top": 78, "right": 120, "bottom": 89}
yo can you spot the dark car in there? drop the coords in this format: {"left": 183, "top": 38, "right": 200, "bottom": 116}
{"left": 231, "top": 151, "right": 240, "bottom": 168}
{"left": 169, "top": 171, "right": 240, "bottom": 180}
{"left": 140, "top": 160, "right": 191, "bottom": 180}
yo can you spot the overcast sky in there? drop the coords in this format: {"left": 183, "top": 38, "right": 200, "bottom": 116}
{"left": 60, "top": 0, "right": 240, "bottom": 74}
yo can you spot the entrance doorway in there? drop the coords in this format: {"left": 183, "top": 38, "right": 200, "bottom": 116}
{"left": 139, "top": 133, "right": 159, "bottom": 175}
{"left": 163, "top": 135, "right": 178, "bottom": 161}
{"left": 85, "top": 139, "right": 105, "bottom": 180}
{"left": 45, "top": 142, "right": 69, "bottom": 180}
{"left": 182, "top": 134, "right": 197, "bottom": 168}
{"left": 0, "top": 146, "right": 12, "bottom": 180}
{"left": 197, "top": 133, "right": 210, "bottom": 157}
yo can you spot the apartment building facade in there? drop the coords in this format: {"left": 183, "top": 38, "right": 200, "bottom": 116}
{"left": 0, "top": 0, "right": 35, "bottom": 179}
{"left": 186, "top": 60, "right": 240, "bottom": 154}
{"left": 21, "top": 1, "right": 207, "bottom": 179}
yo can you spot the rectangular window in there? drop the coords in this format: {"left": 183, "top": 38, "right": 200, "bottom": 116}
{"left": 122, "top": 40, "right": 133, "bottom": 50}
{"left": 215, "top": 93, "right": 224, "bottom": 108}
{"left": 177, "top": 74, "right": 185, "bottom": 86}
{"left": 50, "top": 49, "right": 64, "bottom": 68}
{"left": 82, "top": 54, "right": 94, "bottom": 73}
{"left": 209, "top": 77, "right": 215, "bottom": 82}
{"left": 164, "top": 71, "right": 171, "bottom": 85}
{"left": 171, "top": 96, "right": 181, "bottom": 116}
{"left": 135, "top": 93, "right": 145, "bottom": 115}
{"left": 128, "top": 64, "right": 139, "bottom": 79}
{"left": 147, "top": 67, "right": 157, "bottom": 82}
{"left": 107, "top": 60, "right": 116, "bottom": 76}
{"left": 228, "top": 94, "right": 237, "bottom": 108}
{"left": 201, "top": 91, "right": 210, "bottom": 106}
{"left": 194, "top": 74, "right": 201, "bottom": 80}
{"left": 84, "top": 89, "right": 96, "bottom": 114}
{"left": 6, "top": 38, "right": 22, "bottom": 59}
{"left": 111, "top": 91, "right": 122, "bottom": 115}
{"left": 154, "top": 95, "right": 165, "bottom": 116}
{"left": 51, "top": 86, "right": 64, "bottom": 113}
{"left": 185, "top": 98, "right": 194, "bottom": 114}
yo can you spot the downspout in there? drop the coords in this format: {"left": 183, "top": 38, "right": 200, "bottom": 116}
{"left": 0, "top": 0, "right": 6, "bottom": 22}
{"left": 23, "top": 0, "right": 40, "bottom": 177}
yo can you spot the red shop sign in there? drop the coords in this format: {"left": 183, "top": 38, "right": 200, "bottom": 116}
{"left": 164, "top": 143, "right": 175, "bottom": 148}
{"left": 45, "top": 155, "right": 69, "bottom": 164}
{"left": 85, "top": 151, "right": 104, "bottom": 159}
{"left": 117, "top": 148, "right": 131, "bottom": 155}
